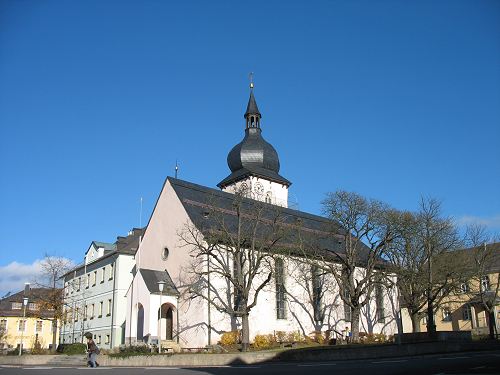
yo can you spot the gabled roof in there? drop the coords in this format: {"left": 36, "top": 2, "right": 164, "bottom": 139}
{"left": 453, "top": 242, "right": 500, "bottom": 273}
{"left": 0, "top": 288, "right": 59, "bottom": 319}
{"left": 169, "top": 177, "right": 372, "bottom": 264}
{"left": 139, "top": 268, "right": 179, "bottom": 296}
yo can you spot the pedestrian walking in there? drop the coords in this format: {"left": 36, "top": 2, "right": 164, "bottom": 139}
{"left": 84, "top": 332, "right": 100, "bottom": 368}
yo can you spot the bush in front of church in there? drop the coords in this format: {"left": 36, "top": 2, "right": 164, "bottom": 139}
{"left": 218, "top": 330, "right": 240, "bottom": 347}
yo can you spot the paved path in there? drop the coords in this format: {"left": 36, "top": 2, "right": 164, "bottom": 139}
{"left": 1, "top": 350, "right": 500, "bottom": 374}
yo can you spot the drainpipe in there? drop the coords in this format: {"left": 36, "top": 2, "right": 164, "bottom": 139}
{"left": 207, "top": 253, "right": 211, "bottom": 346}
{"left": 110, "top": 258, "right": 117, "bottom": 348}
{"left": 176, "top": 296, "right": 180, "bottom": 344}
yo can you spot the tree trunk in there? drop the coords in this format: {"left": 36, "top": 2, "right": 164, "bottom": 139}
{"left": 426, "top": 302, "right": 436, "bottom": 339}
{"left": 411, "top": 313, "right": 421, "bottom": 333}
{"left": 351, "top": 306, "right": 361, "bottom": 343}
{"left": 241, "top": 313, "right": 250, "bottom": 352}
{"left": 488, "top": 310, "right": 496, "bottom": 339}
{"left": 51, "top": 319, "right": 57, "bottom": 353}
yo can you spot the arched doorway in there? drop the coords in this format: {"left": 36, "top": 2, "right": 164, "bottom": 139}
{"left": 158, "top": 303, "right": 173, "bottom": 341}
{"left": 137, "top": 303, "right": 144, "bottom": 341}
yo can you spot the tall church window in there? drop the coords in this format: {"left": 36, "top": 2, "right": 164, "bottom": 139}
{"left": 233, "top": 255, "right": 243, "bottom": 314}
{"left": 311, "top": 265, "right": 323, "bottom": 323}
{"left": 343, "top": 289, "right": 352, "bottom": 322}
{"left": 275, "top": 258, "right": 286, "bottom": 319}
{"left": 375, "top": 284, "right": 385, "bottom": 323}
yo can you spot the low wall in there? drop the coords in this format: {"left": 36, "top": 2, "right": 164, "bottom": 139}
{"left": 1, "top": 341, "right": 498, "bottom": 367}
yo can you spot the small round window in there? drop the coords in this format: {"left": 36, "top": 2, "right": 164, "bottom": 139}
{"left": 162, "top": 247, "right": 170, "bottom": 260}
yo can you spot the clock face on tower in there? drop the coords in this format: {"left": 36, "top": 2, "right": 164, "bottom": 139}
{"left": 254, "top": 182, "right": 264, "bottom": 196}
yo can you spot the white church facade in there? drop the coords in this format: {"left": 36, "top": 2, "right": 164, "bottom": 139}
{"left": 122, "top": 85, "right": 399, "bottom": 350}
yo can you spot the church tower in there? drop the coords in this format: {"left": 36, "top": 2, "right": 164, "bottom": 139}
{"left": 218, "top": 83, "right": 291, "bottom": 207}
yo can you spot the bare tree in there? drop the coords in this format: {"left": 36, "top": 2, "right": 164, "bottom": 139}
{"left": 300, "top": 191, "right": 397, "bottom": 343}
{"left": 33, "top": 254, "right": 73, "bottom": 352}
{"left": 178, "top": 191, "right": 289, "bottom": 351}
{"left": 385, "top": 199, "right": 464, "bottom": 335}
{"left": 285, "top": 259, "right": 341, "bottom": 337}
{"left": 463, "top": 224, "right": 500, "bottom": 339}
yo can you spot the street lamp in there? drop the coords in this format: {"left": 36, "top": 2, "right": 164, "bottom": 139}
{"left": 157, "top": 280, "right": 165, "bottom": 354}
{"left": 19, "top": 283, "right": 30, "bottom": 356}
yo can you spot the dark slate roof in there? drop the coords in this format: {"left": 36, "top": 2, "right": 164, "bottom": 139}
{"left": 219, "top": 128, "right": 291, "bottom": 188}
{"left": 169, "top": 177, "right": 372, "bottom": 264}
{"left": 244, "top": 90, "right": 261, "bottom": 117}
{"left": 61, "top": 228, "right": 145, "bottom": 279}
{"left": 0, "top": 288, "right": 58, "bottom": 319}
{"left": 453, "top": 242, "right": 500, "bottom": 273}
{"left": 139, "top": 268, "right": 179, "bottom": 296}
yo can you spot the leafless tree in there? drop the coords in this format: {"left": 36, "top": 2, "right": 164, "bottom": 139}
{"left": 33, "top": 254, "right": 73, "bottom": 352}
{"left": 300, "top": 191, "right": 398, "bottom": 343}
{"left": 463, "top": 224, "right": 500, "bottom": 339}
{"left": 285, "top": 259, "right": 341, "bottom": 337}
{"left": 178, "top": 190, "right": 289, "bottom": 351}
{"left": 385, "top": 199, "right": 464, "bottom": 334}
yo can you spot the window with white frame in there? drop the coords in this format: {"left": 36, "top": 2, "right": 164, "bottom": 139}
{"left": 442, "top": 308, "right": 452, "bottom": 322}
{"left": 92, "top": 271, "right": 97, "bottom": 286}
{"left": 84, "top": 305, "right": 88, "bottom": 320}
{"left": 107, "top": 299, "right": 112, "bottom": 316}
{"left": 480, "top": 276, "right": 490, "bottom": 292}
{"left": 460, "top": 282, "right": 469, "bottom": 293}
{"left": 35, "top": 320, "right": 43, "bottom": 333}
{"left": 90, "top": 304, "right": 95, "bottom": 319}
{"left": 105, "top": 334, "right": 110, "bottom": 344}
{"left": 77, "top": 277, "right": 81, "bottom": 291}
{"left": 86, "top": 274, "right": 90, "bottom": 288}
{"left": 101, "top": 268, "right": 105, "bottom": 283}
{"left": 28, "top": 303, "right": 38, "bottom": 311}
{"left": 18, "top": 320, "right": 27, "bottom": 332}
{"left": 109, "top": 263, "right": 114, "bottom": 280}
{"left": 11, "top": 302, "right": 22, "bottom": 310}
{"left": 99, "top": 301, "right": 103, "bottom": 317}
{"left": 462, "top": 304, "right": 472, "bottom": 321}
{"left": 0, "top": 319, "right": 7, "bottom": 331}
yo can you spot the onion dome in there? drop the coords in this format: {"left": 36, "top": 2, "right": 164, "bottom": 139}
{"left": 218, "top": 85, "right": 291, "bottom": 189}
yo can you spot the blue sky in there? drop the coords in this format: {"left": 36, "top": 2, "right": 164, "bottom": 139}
{"left": 0, "top": 0, "right": 499, "bottom": 294}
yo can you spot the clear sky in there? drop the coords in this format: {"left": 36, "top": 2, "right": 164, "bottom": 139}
{"left": 0, "top": 0, "right": 499, "bottom": 295}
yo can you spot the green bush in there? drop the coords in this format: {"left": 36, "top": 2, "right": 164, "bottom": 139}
{"left": 61, "top": 343, "right": 87, "bottom": 355}
{"left": 109, "top": 345, "right": 155, "bottom": 358}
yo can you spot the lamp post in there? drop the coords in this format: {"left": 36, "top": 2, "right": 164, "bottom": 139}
{"left": 157, "top": 280, "right": 165, "bottom": 354}
{"left": 19, "top": 283, "right": 30, "bottom": 356}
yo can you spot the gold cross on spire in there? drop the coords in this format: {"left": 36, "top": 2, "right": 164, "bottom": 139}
{"left": 249, "top": 72, "right": 254, "bottom": 89}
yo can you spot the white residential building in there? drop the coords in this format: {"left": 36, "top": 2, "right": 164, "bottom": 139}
{"left": 60, "top": 229, "right": 143, "bottom": 348}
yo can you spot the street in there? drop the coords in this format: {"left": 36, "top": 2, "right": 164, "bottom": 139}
{"left": 1, "top": 350, "right": 500, "bottom": 375}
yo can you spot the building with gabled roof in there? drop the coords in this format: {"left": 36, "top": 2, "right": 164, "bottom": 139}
{"left": 60, "top": 228, "right": 144, "bottom": 348}
{"left": 0, "top": 287, "right": 59, "bottom": 352}
{"left": 124, "top": 85, "right": 397, "bottom": 350}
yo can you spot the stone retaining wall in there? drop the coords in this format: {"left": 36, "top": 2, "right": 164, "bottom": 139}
{"left": 1, "top": 341, "right": 498, "bottom": 367}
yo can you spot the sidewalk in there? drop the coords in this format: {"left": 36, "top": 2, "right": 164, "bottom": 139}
{"left": 1, "top": 341, "right": 499, "bottom": 367}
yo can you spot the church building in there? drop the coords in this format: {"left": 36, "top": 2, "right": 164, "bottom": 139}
{"left": 123, "top": 84, "right": 398, "bottom": 350}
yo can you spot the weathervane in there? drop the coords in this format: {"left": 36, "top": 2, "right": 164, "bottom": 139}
{"left": 249, "top": 72, "right": 254, "bottom": 89}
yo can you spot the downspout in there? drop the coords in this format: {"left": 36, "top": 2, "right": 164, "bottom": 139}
{"left": 110, "top": 257, "right": 117, "bottom": 348}
{"left": 207, "top": 253, "right": 211, "bottom": 345}
{"left": 176, "top": 296, "right": 180, "bottom": 344}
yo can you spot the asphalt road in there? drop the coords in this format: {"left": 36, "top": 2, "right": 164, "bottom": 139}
{"left": 1, "top": 350, "right": 500, "bottom": 375}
